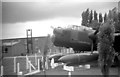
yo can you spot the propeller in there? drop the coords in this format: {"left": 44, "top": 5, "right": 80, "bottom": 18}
{"left": 88, "top": 29, "right": 98, "bottom": 54}
{"left": 91, "top": 41, "right": 94, "bottom": 54}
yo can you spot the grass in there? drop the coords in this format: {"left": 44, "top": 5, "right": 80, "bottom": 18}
{"left": 2, "top": 54, "right": 42, "bottom": 75}
{"left": 1, "top": 53, "right": 119, "bottom": 77}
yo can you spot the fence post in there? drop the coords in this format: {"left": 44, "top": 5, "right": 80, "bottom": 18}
{"left": 1, "top": 65, "right": 3, "bottom": 76}
{"left": 38, "top": 59, "right": 40, "bottom": 71}
{"left": 68, "top": 71, "right": 71, "bottom": 77}
{"left": 26, "top": 55, "right": 29, "bottom": 69}
{"left": 17, "top": 63, "right": 22, "bottom": 75}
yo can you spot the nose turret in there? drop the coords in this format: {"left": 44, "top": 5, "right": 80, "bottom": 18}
{"left": 53, "top": 28, "right": 63, "bottom": 35}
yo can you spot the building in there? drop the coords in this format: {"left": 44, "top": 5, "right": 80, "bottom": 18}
{"left": 1, "top": 36, "right": 57, "bottom": 57}
{"left": 1, "top": 35, "right": 74, "bottom": 57}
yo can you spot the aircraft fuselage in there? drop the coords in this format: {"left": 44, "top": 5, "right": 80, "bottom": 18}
{"left": 52, "top": 26, "right": 96, "bottom": 51}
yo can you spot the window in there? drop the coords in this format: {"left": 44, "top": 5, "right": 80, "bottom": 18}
{"left": 2, "top": 47, "right": 8, "bottom": 53}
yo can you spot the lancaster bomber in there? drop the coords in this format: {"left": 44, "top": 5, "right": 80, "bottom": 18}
{"left": 52, "top": 25, "right": 98, "bottom": 52}
{"left": 52, "top": 25, "right": 120, "bottom": 53}
{"left": 50, "top": 25, "right": 120, "bottom": 66}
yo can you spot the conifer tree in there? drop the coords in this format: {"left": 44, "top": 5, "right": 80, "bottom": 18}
{"left": 86, "top": 8, "right": 89, "bottom": 23}
{"left": 118, "top": 13, "right": 120, "bottom": 22}
{"left": 81, "top": 8, "right": 89, "bottom": 26}
{"left": 108, "top": 10, "right": 112, "bottom": 20}
{"left": 94, "top": 10, "right": 98, "bottom": 20}
{"left": 81, "top": 11, "right": 86, "bottom": 26}
{"left": 104, "top": 13, "right": 107, "bottom": 23}
{"left": 99, "top": 13, "right": 103, "bottom": 23}
{"left": 89, "top": 10, "right": 93, "bottom": 23}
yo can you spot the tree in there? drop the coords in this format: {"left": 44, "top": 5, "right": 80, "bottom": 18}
{"left": 104, "top": 13, "right": 107, "bottom": 23}
{"left": 86, "top": 8, "right": 89, "bottom": 23}
{"left": 118, "top": 13, "right": 120, "bottom": 32}
{"left": 98, "top": 20, "right": 115, "bottom": 77}
{"left": 118, "top": 13, "right": 120, "bottom": 22}
{"left": 81, "top": 11, "right": 86, "bottom": 26}
{"left": 81, "top": 8, "right": 89, "bottom": 26}
{"left": 108, "top": 10, "right": 112, "bottom": 20}
{"left": 113, "top": 12, "right": 120, "bottom": 32}
{"left": 88, "top": 10, "right": 101, "bottom": 30}
{"left": 99, "top": 13, "right": 103, "bottom": 23}
{"left": 113, "top": 11, "right": 118, "bottom": 22}
{"left": 89, "top": 10, "right": 93, "bottom": 24}
{"left": 94, "top": 10, "right": 98, "bottom": 20}
{"left": 90, "top": 20, "right": 100, "bottom": 30}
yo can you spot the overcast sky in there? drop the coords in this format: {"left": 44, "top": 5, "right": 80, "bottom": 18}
{"left": 1, "top": 0, "right": 119, "bottom": 39}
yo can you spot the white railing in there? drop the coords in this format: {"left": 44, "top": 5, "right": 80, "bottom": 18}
{"left": 1, "top": 65, "right": 3, "bottom": 76}
{"left": 17, "top": 63, "right": 23, "bottom": 75}
{"left": 24, "top": 54, "right": 40, "bottom": 75}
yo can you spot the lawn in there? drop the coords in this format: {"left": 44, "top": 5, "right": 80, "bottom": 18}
{"left": 1, "top": 54, "right": 119, "bottom": 77}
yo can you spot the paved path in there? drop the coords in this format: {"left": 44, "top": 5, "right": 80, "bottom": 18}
{"left": 34, "top": 66, "right": 118, "bottom": 75}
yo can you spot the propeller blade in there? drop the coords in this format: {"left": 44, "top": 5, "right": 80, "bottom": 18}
{"left": 91, "top": 41, "right": 94, "bottom": 54}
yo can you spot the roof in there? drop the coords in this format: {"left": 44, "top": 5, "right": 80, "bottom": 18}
{"left": 3, "top": 41, "right": 20, "bottom": 46}
{"left": 2, "top": 36, "right": 47, "bottom": 40}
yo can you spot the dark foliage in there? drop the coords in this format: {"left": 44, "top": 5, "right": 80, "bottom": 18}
{"left": 94, "top": 11, "right": 98, "bottom": 21}
{"left": 104, "top": 13, "right": 107, "bottom": 23}
{"left": 97, "top": 20, "right": 115, "bottom": 76}
{"left": 99, "top": 13, "right": 103, "bottom": 23}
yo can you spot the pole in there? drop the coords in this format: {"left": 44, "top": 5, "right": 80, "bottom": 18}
{"left": 31, "top": 29, "right": 33, "bottom": 54}
{"left": 14, "top": 57, "right": 16, "bottom": 73}
{"left": 38, "top": 59, "right": 40, "bottom": 71}
{"left": 68, "top": 71, "right": 71, "bottom": 77}
{"left": 17, "top": 63, "right": 20, "bottom": 75}
{"left": 35, "top": 53, "right": 37, "bottom": 66}
{"left": 26, "top": 55, "right": 29, "bottom": 70}
{"left": 1, "top": 42, "right": 4, "bottom": 77}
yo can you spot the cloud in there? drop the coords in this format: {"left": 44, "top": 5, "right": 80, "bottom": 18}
{"left": 2, "top": 17, "right": 81, "bottom": 39}
{"left": 2, "top": 2, "right": 118, "bottom": 24}
{"left": 2, "top": 2, "right": 81, "bottom": 23}
{"left": 2, "top": 0, "right": 120, "bottom": 2}
{"left": 2, "top": 1, "right": 118, "bottom": 39}
{"left": 0, "top": 2, "right": 2, "bottom": 39}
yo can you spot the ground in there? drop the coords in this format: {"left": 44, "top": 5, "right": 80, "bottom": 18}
{"left": 1, "top": 53, "right": 119, "bottom": 77}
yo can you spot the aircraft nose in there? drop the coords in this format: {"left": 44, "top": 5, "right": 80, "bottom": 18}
{"left": 58, "top": 54, "right": 77, "bottom": 63}
{"left": 58, "top": 56, "right": 68, "bottom": 63}
{"left": 53, "top": 28, "right": 63, "bottom": 35}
